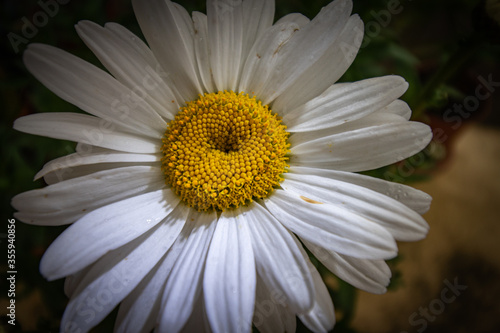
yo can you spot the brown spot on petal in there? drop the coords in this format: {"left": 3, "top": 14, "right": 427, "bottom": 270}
{"left": 300, "top": 196, "right": 323, "bottom": 204}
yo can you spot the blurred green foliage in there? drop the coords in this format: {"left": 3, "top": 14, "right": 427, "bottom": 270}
{"left": 1, "top": 0, "right": 499, "bottom": 332}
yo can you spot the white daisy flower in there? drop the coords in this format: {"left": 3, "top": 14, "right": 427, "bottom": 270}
{"left": 12, "top": 0, "right": 433, "bottom": 332}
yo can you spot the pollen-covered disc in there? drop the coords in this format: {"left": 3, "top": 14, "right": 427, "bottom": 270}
{"left": 161, "top": 90, "right": 290, "bottom": 211}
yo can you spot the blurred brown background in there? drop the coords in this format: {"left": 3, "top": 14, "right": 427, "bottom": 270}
{"left": 353, "top": 124, "right": 500, "bottom": 333}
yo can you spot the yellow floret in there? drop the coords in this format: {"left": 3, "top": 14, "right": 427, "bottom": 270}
{"left": 161, "top": 91, "right": 290, "bottom": 211}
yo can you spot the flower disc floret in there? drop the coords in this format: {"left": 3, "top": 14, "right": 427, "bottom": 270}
{"left": 161, "top": 91, "right": 290, "bottom": 211}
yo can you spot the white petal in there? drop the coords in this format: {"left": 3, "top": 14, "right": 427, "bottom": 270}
{"left": 238, "top": 22, "right": 300, "bottom": 95}
{"left": 289, "top": 113, "right": 432, "bottom": 172}
{"left": 207, "top": 0, "right": 244, "bottom": 91}
{"left": 376, "top": 99, "right": 412, "bottom": 120}
{"left": 132, "top": 0, "right": 203, "bottom": 101}
{"left": 14, "top": 166, "right": 162, "bottom": 213}
{"left": 253, "top": 274, "right": 296, "bottom": 333}
{"left": 241, "top": 0, "right": 275, "bottom": 59}
{"left": 158, "top": 210, "right": 217, "bottom": 333}
{"left": 12, "top": 166, "right": 165, "bottom": 226}
{"left": 115, "top": 260, "right": 165, "bottom": 333}
{"left": 34, "top": 151, "right": 160, "bottom": 180}
{"left": 192, "top": 12, "right": 216, "bottom": 93}
{"left": 284, "top": 76, "right": 408, "bottom": 132}
{"left": 39, "top": 188, "right": 180, "bottom": 280}
{"left": 273, "top": 14, "right": 364, "bottom": 114}
{"left": 104, "top": 22, "right": 183, "bottom": 108}
{"left": 238, "top": 22, "right": 299, "bottom": 94}
{"left": 274, "top": 13, "right": 310, "bottom": 27}
{"left": 298, "top": 264, "right": 336, "bottom": 333}
{"left": 289, "top": 112, "right": 405, "bottom": 146}
{"left": 302, "top": 239, "right": 391, "bottom": 294}
{"left": 60, "top": 206, "right": 188, "bottom": 333}
{"left": 59, "top": 235, "right": 148, "bottom": 333}
{"left": 41, "top": 161, "right": 159, "bottom": 185}
{"left": 257, "top": 0, "right": 353, "bottom": 104}
{"left": 204, "top": 209, "right": 256, "bottom": 333}
{"left": 75, "top": 143, "right": 109, "bottom": 154}
{"left": 13, "top": 113, "right": 160, "bottom": 153}
{"left": 282, "top": 173, "right": 429, "bottom": 241}
{"left": 76, "top": 21, "right": 180, "bottom": 119}
{"left": 246, "top": 203, "right": 314, "bottom": 313}
{"left": 264, "top": 190, "right": 397, "bottom": 260}
{"left": 290, "top": 166, "right": 432, "bottom": 214}
{"left": 115, "top": 205, "right": 193, "bottom": 333}
{"left": 23, "top": 44, "right": 167, "bottom": 135}
{"left": 40, "top": 162, "right": 145, "bottom": 186}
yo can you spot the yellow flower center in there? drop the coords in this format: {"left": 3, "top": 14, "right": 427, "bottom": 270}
{"left": 161, "top": 91, "right": 290, "bottom": 211}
